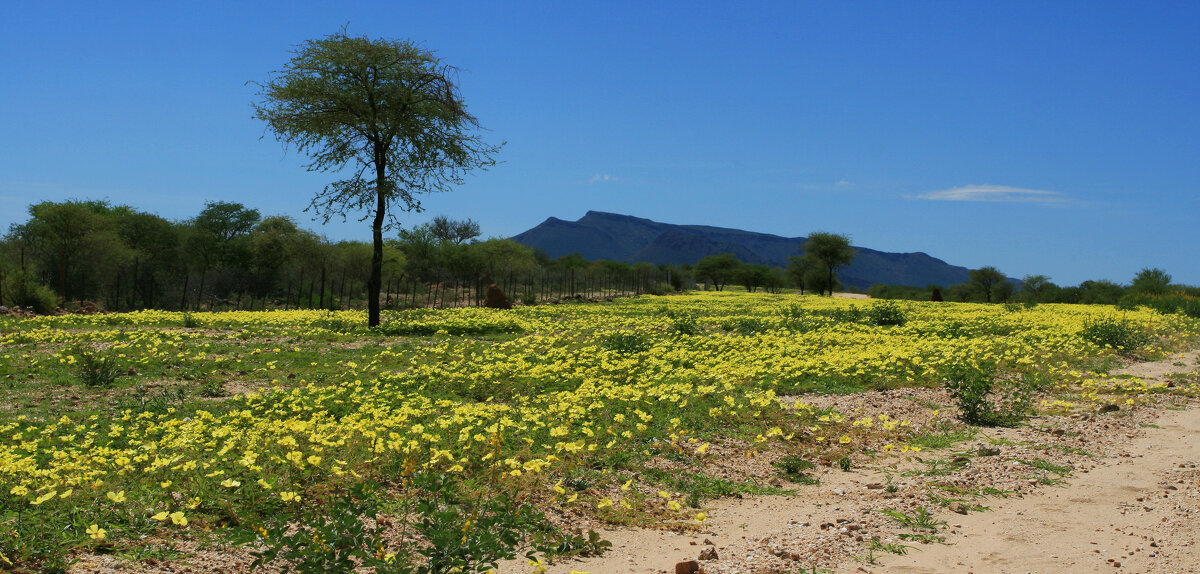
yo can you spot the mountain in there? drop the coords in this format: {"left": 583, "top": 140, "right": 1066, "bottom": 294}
{"left": 511, "top": 211, "right": 970, "bottom": 289}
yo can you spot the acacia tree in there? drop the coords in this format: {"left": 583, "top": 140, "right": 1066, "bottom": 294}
{"left": 802, "top": 232, "right": 855, "bottom": 296}
{"left": 968, "top": 266, "right": 1005, "bottom": 303}
{"left": 254, "top": 30, "right": 499, "bottom": 326}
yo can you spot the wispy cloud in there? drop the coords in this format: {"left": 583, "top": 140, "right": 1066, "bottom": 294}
{"left": 589, "top": 173, "right": 620, "bottom": 184}
{"left": 911, "top": 184, "right": 1071, "bottom": 205}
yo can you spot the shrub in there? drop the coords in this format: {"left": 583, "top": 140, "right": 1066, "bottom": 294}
{"left": 4, "top": 272, "right": 58, "bottom": 314}
{"left": 603, "top": 331, "right": 654, "bottom": 354}
{"left": 666, "top": 311, "right": 701, "bottom": 336}
{"left": 1079, "top": 316, "right": 1150, "bottom": 354}
{"left": 74, "top": 344, "right": 122, "bottom": 388}
{"left": 719, "top": 317, "right": 772, "bottom": 335}
{"left": 868, "top": 301, "right": 907, "bottom": 326}
{"left": 943, "top": 363, "right": 1035, "bottom": 427}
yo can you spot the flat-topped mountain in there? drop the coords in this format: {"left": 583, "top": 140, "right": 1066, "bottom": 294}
{"left": 511, "top": 211, "right": 969, "bottom": 289}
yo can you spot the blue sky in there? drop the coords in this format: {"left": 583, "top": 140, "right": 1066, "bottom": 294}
{"left": 3, "top": 1, "right": 1197, "bottom": 286}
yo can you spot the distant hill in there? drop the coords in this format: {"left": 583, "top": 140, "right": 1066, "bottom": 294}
{"left": 511, "top": 211, "right": 970, "bottom": 289}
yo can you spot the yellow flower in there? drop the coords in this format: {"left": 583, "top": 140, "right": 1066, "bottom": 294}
{"left": 221, "top": 479, "right": 241, "bottom": 488}
{"left": 621, "top": 479, "right": 632, "bottom": 491}
{"left": 169, "top": 511, "right": 188, "bottom": 526}
{"left": 106, "top": 490, "right": 126, "bottom": 503}
{"left": 668, "top": 500, "right": 682, "bottom": 511}
{"left": 280, "top": 491, "right": 301, "bottom": 502}
{"left": 839, "top": 435, "right": 851, "bottom": 444}
{"left": 696, "top": 442, "right": 710, "bottom": 454}
{"left": 307, "top": 455, "right": 322, "bottom": 466}
{"left": 695, "top": 512, "right": 707, "bottom": 523}
{"left": 86, "top": 524, "right": 106, "bottom": 540}
{"left": 152, "top": 511, "right": 170, "bottom": 521}
{"left": 9, "top": 485, "right": 28, "bottom": 496}
{"left": 30, "top": 491, "right": 56, "bottom": 506}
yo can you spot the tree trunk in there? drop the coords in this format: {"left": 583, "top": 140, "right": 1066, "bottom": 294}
{"left": 368, "top": 150, "right": 387, "bottom": 326}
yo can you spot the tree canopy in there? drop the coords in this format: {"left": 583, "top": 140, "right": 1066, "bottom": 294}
{"left": 968, "top": 266, "right": 1006, "bottom": 303}
{"left": 253, "top": 30, "right": 500, "bottom": 326}
{"left": 801, "top": 232, "right": 855, "bottom": 296}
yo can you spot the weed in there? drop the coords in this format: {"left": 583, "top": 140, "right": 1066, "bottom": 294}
{"left": 868, "top": 301, "right": 908, "bottom": 326}
{"left": 1079, "top": 317, "right": 1150, "bottom": 355}
{"left": 880, "top": 506, "right": 946, "bottom": 532}
{"left": 603, "top": 331, "right": 654, "bottom": 354}
{"left": 910, "top": 425, "right": 978, "bottom": 450}
{"left": 838, "top": 456, "right": 852, "bottom": 472}
{"left": 772, "top": 455, "right": 820, "bottom": 485}
{"left": 943, "top": 363, "right": 1036, "bottom": 427}
{"left": 866, "top": 537, "right": 910, "bottom": 555}
{"left": 74, "top": 344, "right": 122, "bottom": 388}
{"left": 667, "top": 311, "right": 701, "bottom": 336}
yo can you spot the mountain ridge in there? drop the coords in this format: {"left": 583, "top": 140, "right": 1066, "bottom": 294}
{"left": 511, "top": 211, "right": 970, "bottom": 289}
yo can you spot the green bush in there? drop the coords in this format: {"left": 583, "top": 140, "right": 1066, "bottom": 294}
{"left": 867, "top": 301, "right": 907, "bottom": 326}
{"left": 943, "top": 363, "right": 1035, "bottom": 427}
{"left": 603, "top": 331, "right": 654, "bottom": 354}
{"left": 1079, "top": 316, "right": 1150, "bottom": 354}
{"left": 666, "top": 311, "right": 701, "bottom": 336}
{"left": 73, "top": 344, "right": 122, "bottom": 388}
{"left": 4, "top": 272, "right": 58, "bottom": 314}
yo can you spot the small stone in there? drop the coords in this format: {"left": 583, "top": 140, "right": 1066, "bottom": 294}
{"left": 948, "top": 502, "right": 969, "bottom": 515}
{"left": 675, "top": 560, "right": 700, "bottom": 574}
{"left": 1098, "top": 404, "right": 1120, "bottom": 413}
{"left": 699, "top": 547, "right": 718, "bottom": 560}
{"left": 865, "top": 482, "right": 884, "bottom": 489}
{"left": 978, "top": 446, "right": 1001, "bottom": 456}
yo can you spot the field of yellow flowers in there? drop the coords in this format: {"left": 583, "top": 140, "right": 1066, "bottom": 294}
{"left": 0, "top": 292, "right": 1197, "bottom": 571}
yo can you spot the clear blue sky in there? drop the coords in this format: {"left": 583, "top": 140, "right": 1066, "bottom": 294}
{"left": 3, "top": 1, "right": 1197, "bottom": 286}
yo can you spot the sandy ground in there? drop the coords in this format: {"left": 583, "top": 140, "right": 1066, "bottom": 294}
{"left": 502, "top": 350, "right": 1200, "bottom": 574}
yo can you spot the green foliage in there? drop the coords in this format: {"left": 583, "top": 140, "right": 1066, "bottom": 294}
{"left": 719, "top": 316, "right": 772, "bottom": 335}
{"left": 943, "top": 363, "right": 1035, "bottom": 427}
{"left": 251, "top": 476, "right": 537, "bottom": 574}
{"left": 880, "top": 506, "right": 946, "bottom": 533}
{"left": 73, "top": 344, "right": 122, "bottom": 388}
{"left": 667, "top": 311, "right": 701, "bottom": 336}
{"left": 254, "top": 29, "right": 500, "bottom": 326}
{"left": 694, "top": 253, "right": 741, "bottom": 291}
{"left": 603, "top": 331, "right": 654, "bottom": 353}
{"left": 968, "top": 266, "right": 1006, "bottom": 303}
{"left": 1079, "top": 316, "right": 1150, "bottom": 354}
{"left": 772, "top": 455, "right": 820, "bottom": 484}
{"left": 801, "top": 232, "right": 856, "bottom": 296}
{"left": 867, "top": 300, "right": 907, "bottom": 326}
{"left": 3, "top": 270, "right": 59, "bottom": 314}
{"left": 1130, "top": 267, "right": 1172, "bottom": 296}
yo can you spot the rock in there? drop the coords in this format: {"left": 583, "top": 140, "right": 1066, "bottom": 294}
{"left": 769, "top": 477, "right": 784, "bottom": 487}
{"left": 978, "top": 446, "right": 1001, "bottom": 456}
{"left": 865, "top": 482, "right": 884, "bottom": 489}
{"left": 483, "top": 282, "right": 513, "bottom": 309}
{"left": 0, "top": 306, "right": 8, "bottom": 314}
{"left": 1098, "top": 404, "right": 1120, "bottom": 413}
{"left": 703, "top": 538, "right": 714, "bottom": 545}
{"left": 948, "top": 502, "right": 969, "bottom": 515}
{"left": 699, "top": 547, "right": 718, "bottom": 560}
{"left": 675, "top": 560, "right": 700, "bottom": 574}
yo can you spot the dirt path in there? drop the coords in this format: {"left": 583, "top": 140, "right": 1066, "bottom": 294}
{"left": 509, "top": 351, "right": 1200, "bottom": 574}
{"left": 874, "top": 403, "right": 1200, "bottom": 574}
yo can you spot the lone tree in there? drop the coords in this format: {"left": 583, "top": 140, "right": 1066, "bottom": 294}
{"left": 254, "top": 30, "right": 499, "bottom": 326}
{"left": 968, "top": 266, "right": 1006, "bottom": 303}
{"left": 801, "top": 232, "right": 855, "bottom": 296}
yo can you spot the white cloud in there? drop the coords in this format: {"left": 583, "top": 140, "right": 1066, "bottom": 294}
{"left": 911, "top": 184, "right": 1071, "bottom": 204}
{"left": 588, "top": 173, "right": 620, "bottom": 184}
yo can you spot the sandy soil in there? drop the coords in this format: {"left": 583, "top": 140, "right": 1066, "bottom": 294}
{"left": 504, "top": 350, "right": 1200, "bottom": 574}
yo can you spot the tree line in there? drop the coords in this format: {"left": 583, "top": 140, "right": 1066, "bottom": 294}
{"left": 0, "top": 200, "right": 705, "bottom": 314}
